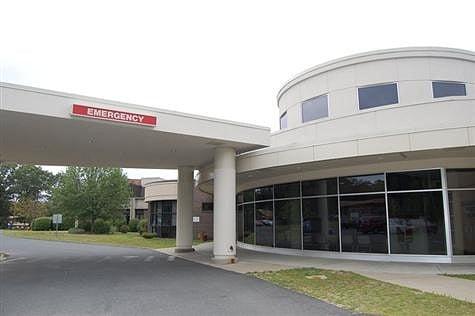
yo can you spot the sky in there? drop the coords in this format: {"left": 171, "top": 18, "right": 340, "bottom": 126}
{"left": 1, "top": 0, "right": 474, "bottom": 179}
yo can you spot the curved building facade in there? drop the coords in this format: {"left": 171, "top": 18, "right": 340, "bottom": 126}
{"left": 198, "top": 47, "right": 475, "bottom": 263}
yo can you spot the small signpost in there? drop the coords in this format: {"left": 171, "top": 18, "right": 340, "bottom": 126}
{"left": 52, "top": 214, "right": 62, "bottom": 237}
{"left": 192, "top": 216, "right": 200, "bottom": 223}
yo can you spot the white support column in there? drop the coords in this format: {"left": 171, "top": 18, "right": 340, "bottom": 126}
{"left": 212, "top": 147, "right": 237, "bottom": 264}
{"left": 175, "top": 166, "right": 194, "bottom": 253}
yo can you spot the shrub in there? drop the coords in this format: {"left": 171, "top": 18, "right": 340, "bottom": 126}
{"left": 128, "top": 218, "right": 140, "bottom": 232}
{"left": 31, "top": 217, "right": 51, "bottom": 231}
{"left": 138, "top": 219, "right": 148, "bottom": 235}
{"left": 93, "top": 219, "right": 110, "bottom": 234}
{"left": 79, "top": 221, "right": 92, "bottom": 232}
{"left": 68, "top": 228, "right": 85, "bottom": 234}
{"left": 142, "top": 232, "right": 155, "bottom": 239}
{"left": 119, "top": 224, "right": 129, "bottom": 234}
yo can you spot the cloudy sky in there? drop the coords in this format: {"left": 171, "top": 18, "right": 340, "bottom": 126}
{"left": 1, "top": 0, "right": 473, "bottom": 179}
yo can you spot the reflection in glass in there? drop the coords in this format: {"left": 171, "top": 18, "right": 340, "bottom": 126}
{"left": 275, "top": 199, "right": 301, "bottom": 249}
{"left": 255, "top": 201, "right": 274, "bottom": 246}
{"left": 255, "top": 186, "right": 273, "bottom": 201}
{"left": 432, "top": 81, "right": 466, "bottom": 98}
{"left": 339, "top": 174, "right": 385, "bottom": 194}
{"left": 274, "top": 182, "right": 300, "bottom": 199}
{"left": 302, "top": 197, "right": 339, "bottom": 251}
{"left": 340, "top": 194, "right": 387, "bottom": 253}
{"left": 236, "top": 205, "right": 244, "bottom": 242}
{"left": 280, "top": 112, "right": 288, "bottom": 129}
{"left": 302, "top": 94, "right": 328, "bottom": 123}
{"left": 302, "top": 178, "right": 337, "bottom": 196}
{"left": 243, "top": 203, "right": 255, "bottom": 244}
{"left": 387, "top": 170, "right": 441, "bottom": 191}
{"left": 358, "top": 83, "right": 398, "bottom": 109}
{"left": 447, "top": 169, "right": 475, "bottom": 189}
{"left": 449, "top": 190, "right": 475, "bottom": 255}
{"left": 388, "top": 192, "right": 446, "bottom": 255}
{"left": 243, "top": 189, "right": 254, "bottom": 202}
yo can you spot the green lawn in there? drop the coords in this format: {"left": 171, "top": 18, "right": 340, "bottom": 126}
{"left": 3, "top": 230, "right": 202, "bottom": 249}
{"left": 444, "top": 274, "right": 475, "bottom": 281}
{"left": 251, "top": 268, "right": 475, "bottom": 316}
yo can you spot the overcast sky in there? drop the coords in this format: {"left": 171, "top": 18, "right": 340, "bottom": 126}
{"left": 1, "top": 0, "right": 474, "bottom": 179}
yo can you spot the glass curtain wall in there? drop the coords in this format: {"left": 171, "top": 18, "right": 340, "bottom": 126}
{"left": 236, "top": 169, "right": 474, "bottom": 257}
{"left": 448, "top": 169, "right": 475, "bottom": 255}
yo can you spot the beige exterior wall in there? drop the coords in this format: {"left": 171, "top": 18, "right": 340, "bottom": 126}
{"left": 143, "top": 180, "right": 178, "bottom": 202}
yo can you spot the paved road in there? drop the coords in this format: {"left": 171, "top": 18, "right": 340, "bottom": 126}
{"left": 0, "top": 232, "right": 350, "bottom": 316}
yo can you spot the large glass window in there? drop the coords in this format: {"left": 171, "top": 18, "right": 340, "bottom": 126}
{"left": 243, "top": 203, "right": 255, "bottom": 244}
{"left": 302, "top": 197, "right": 339, "bottom": 251}
{"left": 255, "top": 201, "right": 274, "bottom": 246}
{"left": 255, "top": 186, "right": 273, "bottom": 201}
{"left": 387, "top": 170, "right": 441, "bottom": 191}
{"left": 275, "top": 199, "right": 301, "bottom": 249}
{"left": 243, "top": 189, "right": 254, "bottom": 202}
{"left": 302, "top": 178, "right": 337, "bottom": 197}
{"left": 388, "top": 192, "right": 446, "bottom": 255}
{"left": 449, "top": 191, "right": 475, "bottom": 255}
{"left": 236, "top": 205, "right": 244, "bottom": 242}
{"left": 339, "top": 174, "right": 385, "bottom": 194}
{"left": 447, "top": 169, "right": 475, "bottom": 188}
{"left": 302, "top": 94, "right": 328, "bottom": 123}
{"left": 340, "top": 194, "right": 388, "bottom": 253}
{"left": 448, "top": 169, "right": 475, "bottom": 255}
{"left": 432, "top": 81, "right": 466, "bottom": 98}
{"left": 274, "top": 182, "right": 301, "bottom": 199}
{"left": 358, "top": 83, "right": 398, "bottom": 110}
{"left": 280, "top": 112, "right": 288, "bottom": 129}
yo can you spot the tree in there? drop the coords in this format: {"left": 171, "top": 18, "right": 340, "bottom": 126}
{"left": 51, "top": 167, "right": 130, "bottom": 229}
{"left": 8, "top": 165, "right": 57, "bottom": 201}
{"left": 0, "top": 164, "right": 16, "bottom": 227}
{"left": 11, "top": 197, "right": 48, "bottom": 224}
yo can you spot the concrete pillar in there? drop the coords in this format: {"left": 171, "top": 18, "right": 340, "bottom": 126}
{"left": 212, "top": 147, "right": 237, "bottom": 264}
{"left": 175, "top": 166, "right": 194, "bottom": 253}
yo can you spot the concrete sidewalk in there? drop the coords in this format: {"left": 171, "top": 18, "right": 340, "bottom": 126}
{"left": 158, "top": 242, "right": 475, "bottom": 303}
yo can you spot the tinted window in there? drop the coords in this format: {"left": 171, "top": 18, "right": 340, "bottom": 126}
{"left": 388, "top": 191, "right": 446, "bottom": 255}
{"left": 339, "top": 174, "right": 385, "bottom": 194}
{"left": 275, "top": 199, "right": 301, "bottom": 249}
{"left": 449, "top": 190, "right": 475, "bottom": 255}
{"left": 236, "top": 192, "right": 243, "bottom": 204}
{"left": 302, "top": 178, "right": 337, "bottom": 196}
{"left": 202, "top": 202, "right": 213, "bottom": 212}
{"left": 302, "top": 94, "right": 328, "bottom": 123}
{"left": 280, "top": 112, "right": 288, "bottom": 129}
{"left": 255, "top": 186, "right": 273, "bottom": 201}
{"left": 236, "top": 205, "right": 244, "bottom": 242}
{"left": 447, "top": 169, "right": 475, "bottom": 189}
{"left": 302, "top": 197, "right": 339, "bottom": 251}
{"left": 274, "top": 182, "right": 300, "bottom": 199}
{"left": 255, "top": 201, "right": 274, "bottom": 247}
{"left": 432, "top": 81, "right": 466, "bottom": 98}
{"left": 243, "top": 189, "right": 254, "bottom": 202}
{"left": 243, "top": 203, "right": 255, "bottom": 244}
{"left": 358, "top": 83, "right": 398, "bottom": 109}
{"left": 387, "top": 170, "right": 441, "bottom": 191}
{"left": 340, "top": 194, "right": 388, "bottom": 253}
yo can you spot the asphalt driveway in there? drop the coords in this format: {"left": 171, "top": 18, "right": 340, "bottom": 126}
{"left": 0, "top": 231, "right": 350, "bottom": 315}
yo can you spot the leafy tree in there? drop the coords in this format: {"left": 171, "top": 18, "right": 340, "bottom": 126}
{"left": 8, "top": 165, "right": 57, "bottom": 201}
{"left": 11, "top": 197, "right": 48, "bottom": 223}
{"left": 52, "top": 167, "right": 130, "bottom": 230}
{"left": 0, "top": 164, "right": 16, "bottom": 227}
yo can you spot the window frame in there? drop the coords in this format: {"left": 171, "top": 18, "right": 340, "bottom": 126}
{"left": 301, "top": 93, "right": 329, "bottom": 123}
{"left": 432, "top": 80, "right": 467, "bottom": 99}
{"left": 279, "top": 111, "right": 288, "bottom": 130}
{"left": 357, "top": 82, "right": 400, "bottom": 111}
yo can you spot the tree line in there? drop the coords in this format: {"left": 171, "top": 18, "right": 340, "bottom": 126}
{"left": 0, "top": 164, "right": 131, "bottom": 230}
